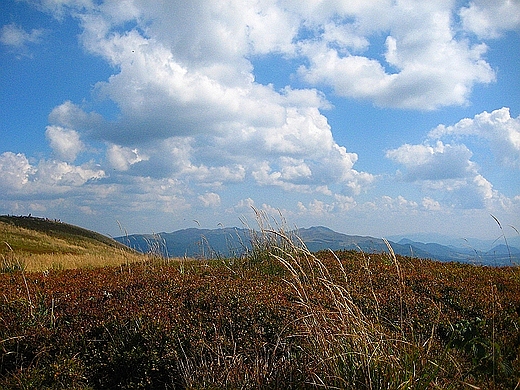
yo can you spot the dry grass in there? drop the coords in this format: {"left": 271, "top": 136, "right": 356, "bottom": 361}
{"left": 15, "top": 250, "right": 148, "bottom": 271}
{"left": 248, "top": 210, "right": 520, "bottom": 389}
{"left": 0, "top": 218, "right": 147, "bottom": 271}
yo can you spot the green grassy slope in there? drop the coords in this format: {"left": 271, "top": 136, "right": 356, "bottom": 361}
{"left": 0, "top": 215, "right": 141, "bottom": 271}
{"left": 0, "top": 215, "right": 127, "bottom": 252}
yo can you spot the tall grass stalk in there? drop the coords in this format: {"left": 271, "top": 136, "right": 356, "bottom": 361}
{"left": 490, "top": 214, "right": 520, "bottom": 266}
{"left": 384, "top": 237, "right": 405, "bottom": 336}
{"left": 241, "top": 207, "right": 303, "bottom": 274}
{"left": 1, "top": 241, "right": 26, "bottom": 273}
{"left": 249, "top": 211, "right": 443, "bottom": 389}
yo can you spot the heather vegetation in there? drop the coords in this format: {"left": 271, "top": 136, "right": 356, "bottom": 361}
{"left": 1, "top": 213, "right": 520, "bottom": 389}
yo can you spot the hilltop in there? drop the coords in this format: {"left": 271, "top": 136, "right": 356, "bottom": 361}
{"left": 0, "top": 215, "right": 143, "bottom": 271}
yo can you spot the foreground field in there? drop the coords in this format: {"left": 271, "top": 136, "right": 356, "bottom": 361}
{"left": 2, "top": 244, "right": 520, "bottom": 389}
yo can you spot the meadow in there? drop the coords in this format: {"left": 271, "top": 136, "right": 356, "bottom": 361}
{"left": 1, "top": 214, "right": 520, "bottom": 389}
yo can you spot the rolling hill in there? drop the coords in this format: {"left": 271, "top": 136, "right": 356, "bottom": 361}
{"left": 0, "top": 215, "right": 142, "bottom": 271}
{"left": 2, "top": 214, "right": 517, "bottom": 268}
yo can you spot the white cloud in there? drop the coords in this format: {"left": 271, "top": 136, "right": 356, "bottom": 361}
{"left": 459, "top": 0, "right": 520, "bottom": 39}
{"left": 0, "top": 23, "right": 45, "bottom": 57}
{"left": 380, "top": 195, "right": 419, "bottom": 212}
{"left": 0, "top": 23, "right": 44, "bottom": 48}
{"left": 115, "top": 177, "right": 190, "bottom": 214}
{"left": 186, "top": 165, "right": 247, "bottom": 188}
{"left": 298, "top": 46, "right": 396, "bottom": 102}
{"left": 296, "top": 194, "right": 357, "bottom": 216}
{"left": 297, "top": 2, "right": 496, "bottom": 110}
{"left": 34, "top": 160, "right": 105, "bottom": 188}
{"left": 5, "top": 0, "right": 519, "bottom": 236}
{"left": 0, "top": 152, "right": 35, "bottom": 191}
{"left": 230, "top": 198, "right": 256, "bottom": 215}
{"left": 425, "top": 176, "right": 496, "bottom": 210}
{"left": 279, "top": 157, "right": 312, "bottom": 181}
{"left": 386, "top": 141, "right": 477, "bottom": 181}
{"left": 107, "top": 145, "right": 147, "bottom": 171}
{"left": 30, "top": 0, "right": 515, "bottom": 114}
{"left": 45, "top": 126, "right": 85, "bottom": 162}
{"left": 48, "top": 100, "right": 104, "bottom": 132}
{"left": 30, "top": 0, "right": 510, "bottom": 198}
{"left": 428, "top": 107, "right": 520, "bottom": 169}
{"left": 422, "top": 197, "right": 442, "bottom": 211}
{"left": 49, "top": 22, "right": 373, "bottom": 193}
{"left": 305, "top": 199, "right": 334, "bottom": 216}
{"left": 321, "top": 21, "right": 370, "bottom": 52}
{"left": 32, "top": 0, "right": 95, "bottom": 20}
{"left": 0, "top": 152, "right": 105, "bottom": 196}
{"left": 198, "top": 192, "right": 221, "bottom": 208}
{"left": 385, "top": 135, "right": 512, "bottom": 210}
{"left": 333, "top": 194, "right": 357, "bottom": 212}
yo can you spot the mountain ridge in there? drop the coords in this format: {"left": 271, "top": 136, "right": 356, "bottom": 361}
{"left": 115, "top": 226, "right": 520, "bottom": 266}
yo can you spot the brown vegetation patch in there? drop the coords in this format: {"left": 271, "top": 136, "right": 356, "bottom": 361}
{"left": 1, "top": 250, "right": 519, "bottom": 389}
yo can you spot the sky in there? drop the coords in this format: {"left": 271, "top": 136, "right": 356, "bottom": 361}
{"left": 1, "top": 0, "right": 519, "bottom": 242}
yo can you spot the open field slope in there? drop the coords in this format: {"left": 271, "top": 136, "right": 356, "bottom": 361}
{"left": 0, "top": 215, "right": 144, "bottom": 271}
{"left": 1, "top": 235, "right": 520, "bottom": 388}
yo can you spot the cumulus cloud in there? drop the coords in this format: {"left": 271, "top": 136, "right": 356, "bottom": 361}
{"left": 296, "top": 194, "right": 357, "bottom": 216}
{"left": 31, "top": 0, "right": 510, "bottom": 112}
{"left": 380, "top": 195, "right": 419, "bottom": 212}
{"left": 0, "top": 152, "right": 104, "bottom": 197}
{"left": 422, "top": 197, "right": 442, "bottom": 211}
{"left": 198, "top": 192, "right": 221, "bottom": 208}
{"left": 297, "top": 2, "right": 495, "bottom": 110}
{"left": 48, "top": 16, "right": 373, "bottom": 194}
{"left": 31, "top": 0, "right": 95, "bottom": 20}
{"left": 386, "top": 132, "right": 510, "bottom": 210}
{"left": 229, "top": 197, "right": 257, "bottom": 216}
{"left": 386, "top": 141, "right": 477, "bottom": 182}
{"left": 386, "top": 141, "right": 498, "bottom": 208}
{"left": 34, "top": 160, "right": 105, "bottom": 188}
{"left": 459, "top": 0, "right": 520, "bottom": 39}
{"left": 428, "top": 107, "right": 520, "bottom": 169}
{"left": 0, "top": 152, "right": 35, "bottom": 191}
{"left": 5, "top": 0, "right": 518, "bottom": 229}
{"left": 31, "top": 0, "right": 509, "bottom": 198}
{"left": 186, "top": 165, "right": 247, "bottom": 188}
{"left": 106, "top": 145, "right": 147, "bottom": 171}
{"left": 45, "top": 126, "right": 85, "bottom": 162}
{"left": 48, "top": 100, "right": 104, "bottom": 134}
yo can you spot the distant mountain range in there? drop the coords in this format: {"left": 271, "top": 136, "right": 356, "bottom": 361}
{"left": 115, "top": 226, "right": 520, "bottom": 266}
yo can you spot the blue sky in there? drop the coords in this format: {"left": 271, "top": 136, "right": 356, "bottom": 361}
{"left": 1, "top": 0, "right": 519, "bottom": 242}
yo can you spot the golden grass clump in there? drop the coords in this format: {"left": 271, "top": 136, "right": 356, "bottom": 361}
{"left": 250, "top": 209, "right": 510, "bottom": 389}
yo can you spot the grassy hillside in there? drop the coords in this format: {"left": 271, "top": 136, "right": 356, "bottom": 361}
{"left": 1, "top": 214, "right": 520, "bottom": 388}
{"left": 0, "top": 215, "right": 145, "bottom": 271}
